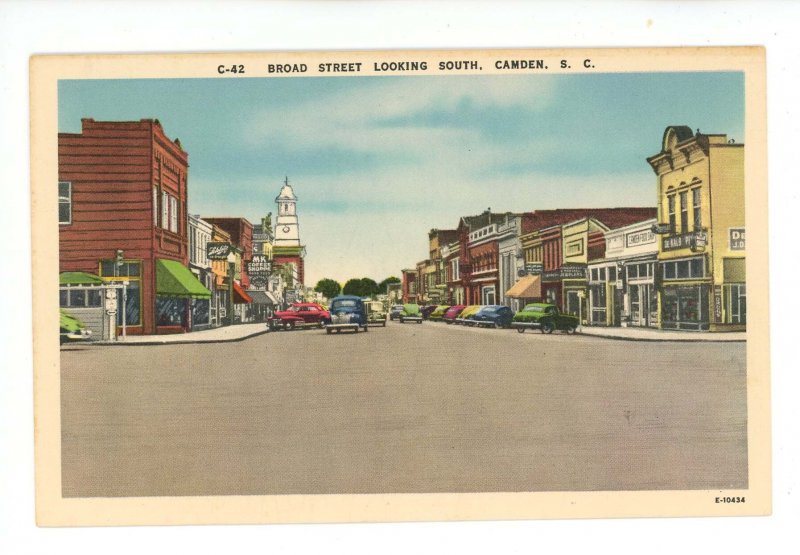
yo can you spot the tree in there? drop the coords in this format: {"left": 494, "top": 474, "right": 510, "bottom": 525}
{"left": 378, "top": 276, "right": 401, "bottom": 292}
{"left": 314, "top": 278, "right": 341, "bottom": 300}
{"left": 342, "top": 277, "right": 381, "bottom": 298}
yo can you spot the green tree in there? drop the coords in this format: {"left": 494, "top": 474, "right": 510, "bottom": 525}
{"left": 342, "top": 278, "right": 364, "bottom": 297}
{"left": 342, "top": 277, "right": 381, "bottom": 298}
{"left": 378, "top": 276, "right": 401, "bottom": 292}
{"left": 314, "top": 278, "right": 341, "bottom": 300}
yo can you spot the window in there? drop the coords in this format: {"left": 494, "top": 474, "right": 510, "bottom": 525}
{"left": 162, "top": 191, "right": 169, "bottom": 228}
{"left": 153, "top": 187, "right": 159, "bottom": 226}
{"left": 59, "top": 182, "right": 72, "bottom": 224}
{"left": 169, "top": 195, "right": 178, "bottom": 233}
{"left": 59, "top": 288, "right": 103, "bottom": 308}
{"left": 661, "top": 257, "right": 705, "bottom": 280}
{"left": 724, "top": 284, "right": 746, "bottom": 324}
{"left": 667, "top": 194, "right": 676, "bottom": 234}
{"left": 679, "top": 191, "right": 688, "bottom": 233}
{"left": 99, "top": 260, "right": 142, "bottom": 326}
{"left": 692, "top": 188, "right": 702, "bottom": 231}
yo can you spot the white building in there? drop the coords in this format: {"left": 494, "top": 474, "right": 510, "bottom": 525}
{"left": 188, "top": 214, "right": 214, "bottom": 329}
{"left": 496, "top": 215, "right": 526, "bottom": 310}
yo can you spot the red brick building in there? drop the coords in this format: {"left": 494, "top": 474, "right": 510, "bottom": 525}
{"left": 58, "top": 118, "right": 209, "bottom": 335}
{"left": 201, "top": 217, "right": 254, "bottom": 288}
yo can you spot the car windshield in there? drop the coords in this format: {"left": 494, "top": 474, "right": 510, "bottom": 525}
{"left": 523, "top": 305, "right": 546, "bottom": 312}
{"left": 332, "top": 300, "right": 357, "bottom": 308}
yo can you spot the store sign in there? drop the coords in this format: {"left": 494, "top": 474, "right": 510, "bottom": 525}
{"left": 248, "top": 255, "right": 272, "bottom": 275}
{"left": 651, "top": 223, "right": 672, "bottom": 235}
{"left": 250, "top": 276, "right": 267, "bottom": 289}
{"left": 285, "top": 289, "right": 298, "bottom": 304}
{"left": 729, "top": 228, "right": 746, "bottom": 250}
{"left": 543, "top": 265, "right": 586, "bottom": 280}
{"left": 526, "top": 262, "right": 544, "bottom": 275}
{"left": 207, "top": 242, "right": 233, "bottom": 260}
{"left": 714, "top": 285, "right": 723, "bottom": 321}
{"left": 662, "top": 231, "right": 707, "bottom": 252}
{"left": 626, "top": 229, "right": 655, "bottom": 248}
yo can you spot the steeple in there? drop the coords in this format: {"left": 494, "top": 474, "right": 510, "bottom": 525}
{"left": 274, "top": 176, "right": 300, "bottom": 246}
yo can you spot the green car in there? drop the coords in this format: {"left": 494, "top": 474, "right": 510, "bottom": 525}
{"left": 455, "top": 305, "right": 482, "bottom": 325}
{"left": 428, "top": 305, "right": 450, "bottom": 321}
{"left": 367, "top": 300, "right": 388, "bottom": 327}
{"left": 60, "top": 309, "right": 92, "bottom": 344}
{"left": 399, "top": 303, "right": 423, "bottom": 324}
{"left": 511, "top": 303, "right": 579, "bottom": 334}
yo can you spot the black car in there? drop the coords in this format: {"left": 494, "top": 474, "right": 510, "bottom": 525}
{"left": 389, "top": 304, "right": 404, "bottom": 320}
{"left": 467, "top": 305, "right": 514, "bottom": 328}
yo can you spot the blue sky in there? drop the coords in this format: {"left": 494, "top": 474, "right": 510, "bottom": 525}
{"left": 59, "top": 72, "right": 744, "bottom": 285}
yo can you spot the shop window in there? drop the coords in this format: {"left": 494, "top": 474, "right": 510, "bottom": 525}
{"left": 591, "top": 268, "right": 599, "bottom": 282}
{"left": 661, "top": 285, "right": 710, "bottom": 330}
{"left": 724, "top": 284, "right": 746, "bottom": 324}
{"left": 191, "top": 298, "right": 210, "bottom": 326}
{"left": 156, "top": 296, "right": 188, "bottom": 327}
{"left": 590, "top": 284, "right": 607, "bottom": 324}
{"left": 100, "top": 261, "right": 142, "bottom": 326}
{"left": 58, "top": 182, "right": 72, "bottom": 225}
{"left": 662, "top": 257, "right": 705, "bottom": 280}
{"left": 59, "top": 288, "right": 103, "bottom": 308}
{"left": 608, "top": 267, "right": 616, "bottom": 282}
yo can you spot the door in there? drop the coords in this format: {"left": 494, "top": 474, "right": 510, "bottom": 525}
{"left": 566, "top": 290, "right": 580, "bottom": 317}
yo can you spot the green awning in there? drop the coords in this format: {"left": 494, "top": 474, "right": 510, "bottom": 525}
{"left": 59, "top": 271, "right": 103, "bottom": 285}
{"left": 156, "top": 259, "right": 212, "bottom": 299}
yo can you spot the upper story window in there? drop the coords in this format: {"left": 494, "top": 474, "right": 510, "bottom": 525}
{"left": 692, "top": 188, "right": 702, "bottom": 231}
{"left": 59, "top": 182, "right": 72, "bottom": 224}
{"left": 667, "top": 194, "right": 676, "bottom": 234}
{"left": 153, "top": 187, "right": 158, "bottom": 226}
{"left": 161, "top": 191, "right": 169, "bottom": 228}
{"left": 679, "top": 191, "right": 689, "bottom": 233}
{"left": 169, "top": 196, "right": 178, "bottom": 233}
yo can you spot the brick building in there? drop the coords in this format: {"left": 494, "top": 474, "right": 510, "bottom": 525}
{"left": 58, "top": 118, "right": 209, "bottom": 335}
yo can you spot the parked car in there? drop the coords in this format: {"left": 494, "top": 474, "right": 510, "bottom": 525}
{"left": 268, "top": 302, "right": 330, "bottom": 331}
{"left": 511, "top": 303, "right": 579, "bottom": 334}
{"left": 420, "top": 304, "right": 440, "bottom": 320}
{"left": 442, "top": 304, "right": 466, "bottom": 324}
{"left": 326, "top": 295, "right": 369, "bottom": 334}
{"left": 467, "top": 305, "right": 515, "bottom": 328}
{"left": 60, "top": 309, "right": 92, "bottom": 344}
{"left": 398, "top": 303, "right": 423, "bottom": 324}
{"left": 455, "top": 305, "right": 482, "bottom": 325}
{"left": 389, "top": 304, "right": 405, "bottom": 321}
{"left": 366, "top": 300, "right": 388, "bottom": 327}
{"left": 428, "top": 305, "right": 451, "bottom": 321}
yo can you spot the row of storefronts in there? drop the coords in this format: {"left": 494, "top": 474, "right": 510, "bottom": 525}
{"left": 401, "top": 125, "right": 746, "bottom": 332}
{"left": 58, "top": 118, "right": 305, "bottom": 338}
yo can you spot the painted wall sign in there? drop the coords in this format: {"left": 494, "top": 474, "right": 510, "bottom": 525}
{"left": 626, "top": 229, "right": 655, "bottom": 248}
{"left": 662, "top": 231, "right": 707, "bottom": 252}
{"left": 729, "top": 228, "right": 746, "bottom": 250}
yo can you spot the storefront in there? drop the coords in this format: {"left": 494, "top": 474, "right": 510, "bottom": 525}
{"left": 155, "top": 258, "right": 212, "bottom": 332}
{"left": 659, "top": 255, "right": 711, "bottom": 330}
{"left": 504, "top": 274, "right": 542, "bottom": 312}
{"left": 59, "top": 271, "right": 120, "bottom": 341}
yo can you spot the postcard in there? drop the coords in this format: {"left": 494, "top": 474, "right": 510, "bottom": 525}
{"left": 31, "top": 46, "right": 769, "bottom": 525}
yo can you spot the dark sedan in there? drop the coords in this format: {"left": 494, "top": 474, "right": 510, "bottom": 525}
{"left": 467, "top": 305, "right": 514, "bottom": 328}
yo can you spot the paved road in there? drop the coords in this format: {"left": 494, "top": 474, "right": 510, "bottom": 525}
{"left": 60, "top": 320, "right": 748, "bottom": 497}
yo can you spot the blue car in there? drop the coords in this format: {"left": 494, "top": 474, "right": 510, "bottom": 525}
{"left": 326, "top": 295, "right": 369, "bottom": 334}
{"left": 467, "top": 305, "right": 514, "bottom": 329}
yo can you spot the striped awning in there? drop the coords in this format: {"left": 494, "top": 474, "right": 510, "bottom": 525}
{"left": 505, "top": 274, "right": 542, "bottom": 299}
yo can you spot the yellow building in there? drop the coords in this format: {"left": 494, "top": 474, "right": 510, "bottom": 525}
{"left": 647, "top": 126, "right": 745, "bottom": 331}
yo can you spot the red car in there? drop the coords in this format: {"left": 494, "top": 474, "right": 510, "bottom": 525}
{"left": 269, "top": 303, "right": 331, "bottom": 331}
{"left": 442, "top": 304, "right": 466, "bottom": 324}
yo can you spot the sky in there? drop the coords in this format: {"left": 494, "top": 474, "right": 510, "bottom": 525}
{"left": 59, "top": 72, "right": 744, "bottom": 286}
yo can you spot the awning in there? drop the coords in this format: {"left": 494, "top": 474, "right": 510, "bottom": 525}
{"left": 60, "top": 271, "right": 103, "bottom": 285}
{"left": 245, "top": 289, "right": 274, "bottom": 305}
{"left": 156, "top": 259, "right": 212, "bottom": 299}
{"left": 505, "top": 274, "right": 542, "bottom": 298}
{"left": 233, "top": 281, "right": 252, "bottom": 304}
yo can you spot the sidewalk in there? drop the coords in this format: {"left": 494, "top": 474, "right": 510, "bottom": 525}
{"left": 578, "top": 325, "right": 746, "bottom": 342}
{"left": 98, "top": 323, "right": 269, "bottom": 345}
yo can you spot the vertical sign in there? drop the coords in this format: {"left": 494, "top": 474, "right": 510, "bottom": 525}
{"left": 714, "top": 285, "right": 723, "bottom": 322}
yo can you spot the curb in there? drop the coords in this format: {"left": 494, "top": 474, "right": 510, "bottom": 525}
{"left": 90, "top": 328, "right": 271, "bottom": 347}
{"left": 576, "top": 331, "right": 746, "bottom": 343}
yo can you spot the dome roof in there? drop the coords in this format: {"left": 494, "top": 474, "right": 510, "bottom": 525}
{"left": 275, "top": 178, "right": 297, "bottom": 202}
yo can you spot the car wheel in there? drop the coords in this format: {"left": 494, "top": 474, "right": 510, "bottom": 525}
{"left": 382, "top": 321, "right": 386, "bottom": 327}
{"left": 542, "top": 322, "right": 554, "bottom": 334}
{"left": 364, "top": 325, "right": 369, "bottom": 332}
{"left": 284, "top": 321, "right": 294, "bottom": 331}
{"left": 494, "top": 322, "right": 503, "bottom": 329}
{"left": 517, "top": 328, "right": 525, "bottom": 334}
{"left": 417, "top": 320, "right": 422, "bottom": 324}
{"left": 399, "top": 317, "right": 404, "bottom": 324}
{"left": 566, "top": 325, "right": 577, "bottom": 334}
{"left": 326, "top": 328, "right": 332, "bottom": 335}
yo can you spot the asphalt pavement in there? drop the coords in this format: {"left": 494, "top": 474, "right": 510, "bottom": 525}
{"left": 60, "top": 319, "right": 748, "bottom": 497}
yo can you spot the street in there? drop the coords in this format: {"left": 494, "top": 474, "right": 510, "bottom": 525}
{"left": 60, "top": 321, "right": 748, "bottom": 497}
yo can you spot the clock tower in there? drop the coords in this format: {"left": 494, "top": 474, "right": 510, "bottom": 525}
{"left": 274, "top": 176, "right": 300, "bottom": 246}
{"left": 271, "top": 176, "right": 306, "bottom": 286}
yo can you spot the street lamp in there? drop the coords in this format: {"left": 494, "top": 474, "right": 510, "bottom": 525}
{"left": 227, "top": 251, "right": 236, "bottom": 326}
